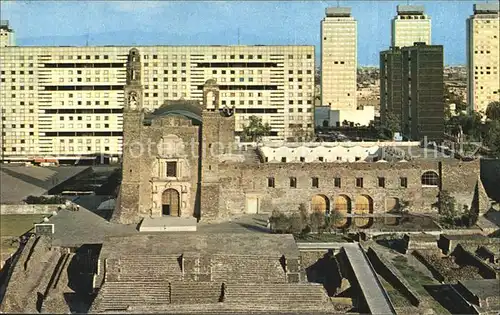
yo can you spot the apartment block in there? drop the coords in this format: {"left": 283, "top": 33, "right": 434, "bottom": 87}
{"left": 0, "top": 45, "right": 315, "bottom": 163}
{"left": 321, "top": 7, "right": 370, "bottom": 126}
{"left": 391, "top": 5, "right": 431, "bottom": 48}
{"left": 380, "top": 47, "right": 402, "bottom": 129}
{"left": 467, "top": 3, "right": 500, "bottom": 114}
{"left": 0, "top": 20, "right": 15, "bottom": 47}
{"left": 401, "top": 43, "right": 444, "bottom": 142}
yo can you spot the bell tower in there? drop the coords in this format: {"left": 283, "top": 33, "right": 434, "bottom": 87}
{"left": 111, "top": 48, "right": 144, "bottom": 224}
{"left": 124, "top": 48, "right": 143, "bottom": 112}
{"left": 200, "top": 79, "right": 235, "bottom": 221}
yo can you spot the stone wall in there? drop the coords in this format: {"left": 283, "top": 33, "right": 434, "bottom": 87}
{"left": 0, "top": 204, "right": 61, "bottom": 215}
{"left": 214, "top": 159, "right": 480, "bottom": 220}
{"left": 454, "top": 245, "right": 497, "bottom": 279}
{"left": 367, "top": 247, "right": 421, "bottom": 306}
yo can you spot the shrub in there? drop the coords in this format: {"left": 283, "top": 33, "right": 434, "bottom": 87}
{"left": 25, "top": 195, "right": 66, "bottom": 205}
{"left": 309, "top": 211, "right": 325, "bottom": 234}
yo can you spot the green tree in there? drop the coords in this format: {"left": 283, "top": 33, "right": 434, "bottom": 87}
{"left": 486, "top": 101, "right": 500, "bottom": 121}
{"left": 438, "top": 190, "right": 459, "bottom": 227}
{"left": 309, "top": 211, "right": 326, "bottom": 234}
{"left": 241, "top": 115, "right": 271, "bottom": 142}
{"left": 324, "top": 209, "right": 345, "bottom": 232}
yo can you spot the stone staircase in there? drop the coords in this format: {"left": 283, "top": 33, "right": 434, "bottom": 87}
{"left": 211, "top": 255, "right": 286, "bottom": 283}
{"left": 116, "top": 255, "right": 182, "bottom": 282}
{"left": 93, "top": 281, "right": 170, "bottom": 312}
{"left": 170, "top": 282, "right": 222, "bottom": 304}
{"left": 224, "top": 283, "right": 332, "bottom": 310}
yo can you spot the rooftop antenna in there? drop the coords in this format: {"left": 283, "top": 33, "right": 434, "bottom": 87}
{"left": 237, "top": 28, "right": 240, "bottom": 45}
{"left": 337, "top": 0, "right": 340, "bottom": 7}
{"left": 85, "top": 32, "right": 89, "bottom": 46}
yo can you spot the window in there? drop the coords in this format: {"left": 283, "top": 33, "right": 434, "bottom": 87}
{"left": 312, "top": 177, "right": 319, "bottom": 188}
{"left": 378, "top": 177, "right": 385, "bottom": 188}
{"left": 268, "top": 177, "right": 275, "bottom": 188}
{"left": 334, "top": 177, "right": 341, "bottom": 188}
{"left": 281, "top": 157, "right": 287, "bottom": 163}
{"left": 356, "top": 178, "right": 363, "bottom": 188}
{"left": 300, "top": 157, "right": 305, "bottom": 162}
{"left": 290, "top": 177, "right": 297, "bottom": 188}
{"left": 166, "top": 162, "right": 177, "bottom": 177}
{"left": 400, "top": 177, "right": 408, "bottom": 188}
{"left": 421, "top": 171, "right": 439, "bottom": 186}
{"left": 318, "top": 157, "right": 324, "bottom": 162}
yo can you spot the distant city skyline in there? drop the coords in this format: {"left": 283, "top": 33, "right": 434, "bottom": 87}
{"left": 0, "top": 0, "right": 492, "bottom": 66}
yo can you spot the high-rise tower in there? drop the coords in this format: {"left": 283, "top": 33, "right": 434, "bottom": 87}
{"left": 467, "top": 3, "right": 500, "bottom": 114}
{"left": 391, "top": 5, "right": 431, "bottom": 48}
{"left": 0, "top": 20, "right": 15, "bottom": 47}
{"left": 321, "top": 7, "right": 360, "bottom": 126}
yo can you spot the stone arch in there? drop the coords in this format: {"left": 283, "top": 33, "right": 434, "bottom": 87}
{"left": 311, "top": 194, "right": 330, "bottom": 213}
{"left": 162, "top": 188, "right": 180, "bottom": 216}
{"left": 332, "top": 195, "right": 351, "bottom": 228}
{"left": 421, "top": 171, "right": 439, "bottom": 186}
{"left": 354, "top": 195, "right": 373, "bottom": 228}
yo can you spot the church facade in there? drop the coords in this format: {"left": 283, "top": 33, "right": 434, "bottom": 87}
{"left": 112, "top": 48, "right": 489, "bottom": 228}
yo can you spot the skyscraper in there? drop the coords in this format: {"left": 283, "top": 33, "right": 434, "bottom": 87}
{"left": 321, "top": 7, "right": 364, "bottom": 126}
{"left": 0, "top": 20, "right": 15, "bottom": 47}
{"left": 401, "top": 43, "right": 444, "bottom": 142}
{"left": 466, "top": 3, "right": 500, "bottom": 114}
{"left": 391, "top": 5, "right": 431, "bottom": 48}
{"left": 380, "top": 47, "right": 402, "bottom": 128}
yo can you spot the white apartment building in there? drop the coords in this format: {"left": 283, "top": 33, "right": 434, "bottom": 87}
{"left": 0, "top": 45, "right": 315, "bottom": 163}
{"left": 391, "top": 5, "right": 431, "bottom": 48}
{"left": 320, "top": 7, "right": 373, "bottom": 127}
{"left": 467, "top": 3, "right": 500, "bottom": 114}
{"left": 0, "top": 20, "right": 15, "bottom": 47}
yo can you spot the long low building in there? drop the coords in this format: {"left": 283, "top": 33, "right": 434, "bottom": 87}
{"left": 0, "top": 42, "right": 315, "bottom": 163}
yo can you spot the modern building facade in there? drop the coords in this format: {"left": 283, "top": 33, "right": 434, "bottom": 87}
{"left": 380, "top": 47, "right": 403, "bottom": 128}
{"left": 0, "top": 20, "right": 15, "bottom": 47}
{"left": 391, "top": 5, "right": 431, "bottom": 48}
{"left": 0, "top": 44, "right": 315, "bottom": 163}
{"left": 321, "top": 7, "right": 373, "bottom": 127}
{"left": 466, "top": 3, "right": 500, "bottom": 114}
{"left": 401, "top": 43, "right": 444, "bottom": 142}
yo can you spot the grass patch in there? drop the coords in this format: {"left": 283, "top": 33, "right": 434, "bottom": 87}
{"left": 294, "top": 233, "right": 350, "bottom": 243}
{"left": 0, "top": 214, "right": 47, "bottom": 237}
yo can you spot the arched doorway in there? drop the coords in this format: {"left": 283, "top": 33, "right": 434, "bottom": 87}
{"left": 311, "top": 194, "right": 329, "bottom": 213}
{"left": 333, "top": 195, "right": 351, "bottom": 228}
{"left": 162, "top": 189, "right": 180, "bottom": 216}
{"left": 354, "top": 195, "right": 373, "bottom": 228}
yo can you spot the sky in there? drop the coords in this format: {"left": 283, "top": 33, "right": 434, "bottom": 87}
{"left": 0, "top": 0, "right": 492, "bottom": 66}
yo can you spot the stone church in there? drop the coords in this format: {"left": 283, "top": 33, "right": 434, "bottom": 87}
{"left": 112, "top": 48, "right": 490, "bottom": 228}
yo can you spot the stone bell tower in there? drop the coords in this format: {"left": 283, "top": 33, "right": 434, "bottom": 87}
{"left": 111, "top": 48, "right": 144, "bottom": 224}
{"left": 200, "top": 79, "right": 235, "bottom": 221}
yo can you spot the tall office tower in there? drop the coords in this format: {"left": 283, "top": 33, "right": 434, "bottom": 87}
{"left": 401, "top": 43, "right": 444, "bottom": 142}
{"left": 321, "top": 7, "right": 366, "bottom": 126}
{"left": 380, "top": 47, "right": 402, "bottom": 129}
{"left": 467, "top": 3, "right": 500, "bottom": 114}
{"left": 0, "top": 20, "right": 15, "bottom": 47}
{"left": 0, "top": 45, "right": 315, "bottom": 163}
{"left": 391, "top": 5, "right": 431, "bottom": 48}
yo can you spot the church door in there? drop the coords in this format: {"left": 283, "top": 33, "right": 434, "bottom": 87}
{"left": 162, "top": 189, "right": 180, "bottom": 216}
